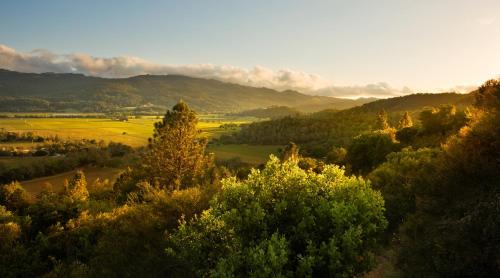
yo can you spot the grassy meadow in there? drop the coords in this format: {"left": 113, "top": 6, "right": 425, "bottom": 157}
{"left": 0, "top": 114, "right": 263, "bottom": 146}
{"left": 0, "top": 115, "right": 280, "bottom": 191}
{"left": 0, "top": 116, "right": 251, "bottom": 147}
{"left": 209, "top": 144, "right": 282, "bottom": 165}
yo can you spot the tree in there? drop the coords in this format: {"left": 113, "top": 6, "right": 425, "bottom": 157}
{"left": 419, "top": 105, "right": 466, "bottom": 136}
{"left": 0, "top": 205, "right": 27, "bottom": 277}
{"left": 368, "top": 148, "right": 439, "bottom": 232}
{"left": 169, "top": 156, "right": 387, "bottom": 276}
{"left": 395, "top": 126, "right": 419, "bottom": 145}
{"left": 0, "top": 182, "right": 30, "bottom": 212}
{"left": 326, "top": 146, "right": 347, "bottom": 165}
{"left": 398, "top": 111, "right": 413, "bottom": 129}
{"left": 143, "top": 101, "right": 211, "bottom": 190}
{"left": 398, "top": 79, "right": 500, "bottom": 276}
{"left": 377, "top": 109, "right": 390, "bottom": 130}
{"left": 346, "top": 131, "right": 399, "bottom": 174}
{"left": 280, "top": 142, "right": 299, "bottom": 163}
{"left": 63, "top": 170, "right": 89, "bottom": 201}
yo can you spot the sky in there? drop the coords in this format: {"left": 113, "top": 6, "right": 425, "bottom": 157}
{"left": 1, "top": 0, "right": 499, "bottom": 98}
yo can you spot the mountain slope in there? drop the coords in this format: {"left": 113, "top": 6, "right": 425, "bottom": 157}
{"left": 0, "top": 69, "right": 372, "bottom": 113}
{"left": 222, "top": 91, "right": 476, "bottom": 149}
{"left": 352, "top": 92, "right": 474, "bottom": 113}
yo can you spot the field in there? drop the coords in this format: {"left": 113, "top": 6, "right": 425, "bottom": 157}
{"left": 0, "top": 115, "right": 251, "bottom": 147}
{"left": 209, "top": 144, "right": 282, "bottom": 165}
{"left": 21, "top": 166, "right": 123, "bottom": 196}
{"left": 0, "top": 115, "right": 279, "bottom": 165}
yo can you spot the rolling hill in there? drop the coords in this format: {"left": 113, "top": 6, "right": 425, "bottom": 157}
{"left": 0, "top": 69, "right": 373, "bottom": 113}
{"left": 352, "top": 92, "right": 474, "bottom": 113}
{"left": 222, "top": 91, "right": 476, "bottom": 150}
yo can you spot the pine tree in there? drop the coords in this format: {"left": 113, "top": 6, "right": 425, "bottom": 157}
{"left": 377, "top": 109, "right": 390, "bottom": 130}
{"left": 398, "top": 111, "right": 413, "bottom": 129}
{"left": 143, "top": 101, "right": 211, "bottom": 190}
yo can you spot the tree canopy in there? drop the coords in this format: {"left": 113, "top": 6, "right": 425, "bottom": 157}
{"left": 169, "top": 156, "right": 387, "bottom": 277}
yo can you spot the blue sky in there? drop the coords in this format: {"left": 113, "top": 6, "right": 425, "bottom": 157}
{"left": 1, "top": 0, "right": 499, "bottom": 97}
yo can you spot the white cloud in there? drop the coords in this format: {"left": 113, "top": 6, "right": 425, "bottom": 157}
{"left": 0, "top": 44, "right": 477, "bottom": 98}
{"left": 313, "top": 83, "right": 413, "bottom": 99}
{"left": 435, "top": 85, "right": 478, "bottom": 94}
{"left": 0, "top": 44, "right": 329, "bottom": 93}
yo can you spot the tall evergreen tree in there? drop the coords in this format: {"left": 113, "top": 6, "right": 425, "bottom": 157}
{"left": 143, "top": 101, "right": 211, "bottom": 190}
{"left": 377, "top": 109, "right": 390, "bottom": 130}
{"left": 398, "top": 111, "right": 413, "bottom": 128}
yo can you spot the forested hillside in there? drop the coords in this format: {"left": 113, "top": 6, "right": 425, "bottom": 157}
{"left": 0, "top": 69, "right": 372, "bottom": 113}
{"left": 220, "top": 92, "right": 474, "bottom": 157}
{"left": 352, "top": 92, "right": 473, "bottom": 112}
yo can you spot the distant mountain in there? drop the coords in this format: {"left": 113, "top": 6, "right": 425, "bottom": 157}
{"left": 352, "top": 92, "right": 474, "bottom": 113}
{"left": 0, "top": 69, "right": 374, "bottom": 113}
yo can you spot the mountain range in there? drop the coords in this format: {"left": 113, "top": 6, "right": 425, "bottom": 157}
{"left": 0, "top": 69, "right": 375, "bottom": 113}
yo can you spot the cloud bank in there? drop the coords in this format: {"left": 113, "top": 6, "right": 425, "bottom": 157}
{"left": 0, "top": 44, "right": 474, "bottom": 98}
{"left": 313, "top": 83, "right": 413, "bottom": 99}
{"left": 0, "top": 44, "right": 329, "bottom": 92}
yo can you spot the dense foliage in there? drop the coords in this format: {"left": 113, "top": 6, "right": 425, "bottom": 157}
{"left": 169, "top": 156, "right": 387, "bottom": 277}
{"left": 346, "top": 130, "right": 399, "bottom": 174}
{"left": 221, "top": 92, "right": 472, "bottom": 159}
{"left": 222, "top": 109, "right": 382, "bottom": 157}
{"left": 395, "top": 80, "right": 500, "bottom": 276}
{"left": 0, "top": 140, "right": 134, "bottom": 184}
{"left": 368, "top": 148, "right": 440, "bottom": 232}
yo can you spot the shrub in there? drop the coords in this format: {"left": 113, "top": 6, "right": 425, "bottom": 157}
{"left": 169, "top": 156, "right": 387, "bottom": 277}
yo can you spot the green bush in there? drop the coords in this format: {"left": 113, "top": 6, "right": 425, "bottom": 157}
{"left": 346, "top": 131, "right": 399, "bottom": 174}
{"left": 368, "top": 148, "right": 439, "bottom": 232}
{"left": 169, "top": 156, "right": 387, "bottom": 277}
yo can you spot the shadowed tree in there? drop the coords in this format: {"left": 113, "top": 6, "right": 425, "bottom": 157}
{"left": 143, "top": 101, "right": 211, "bottom": 190}
{"left": 398, "top": 79, "right": 500, "bottom": 276}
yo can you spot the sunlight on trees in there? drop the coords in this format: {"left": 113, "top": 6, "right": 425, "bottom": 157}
{"left": 143, "top": 101, "right": 212, "bottom": 190}
{"left": 169, "top": 156, "right": 387, "bottom": 276}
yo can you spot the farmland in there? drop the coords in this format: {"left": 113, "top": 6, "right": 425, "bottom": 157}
{"left": 0, "top": 115, "right": 253, "bottom": 147}
{"left": 0, "top": 114, "right": 283, "bottom": 197}
{"left": 0, "top": 115, "right": 281, "bottom": 172}
{"left": 209, "top": 144, "right": 281, "bottom": 165}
